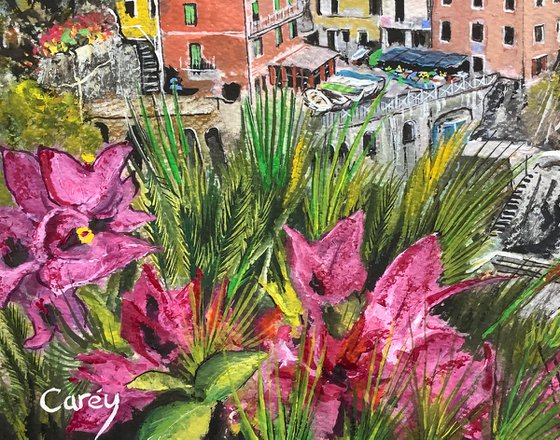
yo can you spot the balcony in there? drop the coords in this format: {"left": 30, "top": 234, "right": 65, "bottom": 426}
{"left": 250, "top": 0, "right": 306, "bottom": 38}
{"left": 181, "top": 57, "right": 219, "bottom": 80}
{"left": 379, "top": 15, "right": 431, "bottom": 31}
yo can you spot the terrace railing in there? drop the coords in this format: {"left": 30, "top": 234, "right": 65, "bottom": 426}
{"left": 322, "top": 74, "right": 498, "bottom": 127}
{"left": 250, "top": 0, "right": 306, "bottom": 38}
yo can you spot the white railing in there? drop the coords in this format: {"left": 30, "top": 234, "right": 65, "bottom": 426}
{"left": 250, "top": 0, "right": 306, "bottom": 37}
{"left": 379, "top": 15, "right": 430, "bottom": 30}
{"left": 322, "top": 74, "right": 498, "bottom": 126}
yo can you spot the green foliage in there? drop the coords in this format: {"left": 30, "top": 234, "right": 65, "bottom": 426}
{"left": 524, "top": 73, "right": 560, "bottom": 149}
{"left": 0, "top": 80, "right": 101, "bottom": 154}
{"left": 368, "top": 49, "right": 383, "bottom": 67}
{"left": 127, "top": 371, "right": 192, "bottom": 392}
{"left": 194, "top": 350, "right": 268, "bottom": 402}
{"left": 138, "top": 401, "right": 214, "bottom": 440}
{"left": 363, "top": 130, "right": 517, "bottom": 285}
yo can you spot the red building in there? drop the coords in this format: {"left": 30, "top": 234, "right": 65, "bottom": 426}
{"left": 432, "top": 0, "right": 560, "bottom": 81}
{"left": 159, "top": 0, "right": 338, "bottom": 99}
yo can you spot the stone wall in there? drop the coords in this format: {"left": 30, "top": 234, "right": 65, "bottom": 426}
{"left": 36, "top": 36, "right": 142, "bottom": 102}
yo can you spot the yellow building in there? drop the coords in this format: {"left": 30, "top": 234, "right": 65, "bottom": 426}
{"left": 115, "top": 0, "right": 158, "bottom": 39}
{"left": 311, "top": 0, "right": 382, "bottom": 58}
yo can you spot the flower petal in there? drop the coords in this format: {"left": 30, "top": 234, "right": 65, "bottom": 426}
{"left": 2, "top": 149, "right": 56, "bottom": 220}
{"left": 38, "top": 144, "right": 132, "bottom": 217}
{"left": 39, "top": 232, "right": 157, "bottom": 292}
{"left": 284, "top": 211, "right": 366, "bottom": 321}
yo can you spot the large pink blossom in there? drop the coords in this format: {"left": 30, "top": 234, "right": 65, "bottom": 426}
{"left": 278, "top": 213, "right": 504, "bottom": 439}
{"left": 0, "top": 144, "right": 156, "bottom": 347}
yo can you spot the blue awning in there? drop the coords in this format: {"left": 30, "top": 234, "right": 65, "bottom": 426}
{"left": 378, "top": 48, "right": 469, "bottom": 71}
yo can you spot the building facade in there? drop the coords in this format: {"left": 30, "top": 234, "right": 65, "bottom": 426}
{"left": 432, "top": 0, "right": 560, "bottom": 80}
{"left": 159, "top": 0, "right": 326, "bottom": 99}
{"left": 115, "top": 0, "right": 162, "bottom": 93}
{"left": 379, "top": 0, "right": 431, "bottom": 48}
{"left": 312, "top": 0, "right": 383, "bottom": 58}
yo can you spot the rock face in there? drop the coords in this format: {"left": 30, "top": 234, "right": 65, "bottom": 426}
{"left": 500, "top": 158, "right": 560, "bottom": 257}
{"left": 473, "top": 77, "right": 528, "bottom": 141}
{"left": 36, "top": 36, "right": 142, "bottom": 102}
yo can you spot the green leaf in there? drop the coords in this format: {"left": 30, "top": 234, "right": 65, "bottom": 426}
{"left": 138, "top": 401, "right": 213, "bottom": 440}
{"left": 194, "top": 351, "right": 268, "bottom": 402}
{"left": 127, "top": 371, "right": 192, "bottom": 392}
{"left": 77, "top": 288, "right": 127, "bottom": 350}
{"left": 61, "top": 28, "right": 77, "bottom": 45}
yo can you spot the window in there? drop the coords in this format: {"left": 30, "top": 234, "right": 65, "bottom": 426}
{"left": 536, "top": 0, "right": 544, "bottom": 6}
{"left": 473, "top": 0, "right": 483, "bottom": 7}
{"left": 532, "top": 55, "right": 548, "bottom": 76}
{"left": 473, "top": 56, "right": 484, "bottom": 72}
{"left": 441, "top": 21, "right": 451, "bottom": 42}
{"left": 504, "top": 26, "right": 515, "bottom": 45}
{"left": 535, "top": 24, "right": 544, "bottom": 43}
{"left": 557, "top": 19, "right": 560, "bottom": 42}
{"left": 369, "top": 0, "right": 382, "bottom": 15}
{"left": 150, "top": 0, "right": 156, "bottom": 17}
{"left": 254, "top": 38, "right": 263, "bottom": 57}
{"left": 442, "top": 0, "right": 452, "bottom": 4}
{"left": 341, "top": 29, "right": 350, "bottom": 43}
{"left": 124, "top": 0, "right": 136, "bottom": 17}
{"left": 289, "top": 20, "right": 298, "bottom": 39}
{"left": 275, "top": 27, "right": 283, "bottom": 46}
{"left": 358, "top": 30, "right": 368, "bottom": 45}
{"left": 402, "top": 121, "right": 415, "bottom": 144}
{"left": 184, "top": 3, "right": 197, "bottom": 25}
{"left": 363, "top": 132, "right": 377, "bottom": 157}
{"left": 316, "top": 0, "right": 321, "bottom": 15}
{"left": 252, "top": 1, "right": 259, "bottom": 20}
{"left": 189, "top": 43, "right": 202, "bottom": 69}
{"left": 471, "top": 22, "right": 484, "bottom": 42}
{"left": 274, "top": 0, "right": 280, "bottom": 11}
{"left": 327, "top": 29, "right": 336, "bottom": 49}
{"left": 505, "top": 0, "right": 515, "bottom": 10}
{"left": 331, "top": 0, "right": 339, "bottom": 14}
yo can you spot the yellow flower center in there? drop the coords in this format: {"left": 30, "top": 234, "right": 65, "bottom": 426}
{"left": 81, "top": 152, "right": 96, "bottom": 164}
{"left": 76, "top": 227, "right": 95, "bottom": 245}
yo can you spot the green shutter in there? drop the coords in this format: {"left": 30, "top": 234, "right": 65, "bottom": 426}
{"left": 274, "top": 0, "right": 280, "bottom": 11}
{"left": 252, "top": 1, "right": 259, "bottom": 15}
{"left": 254, "top": 38, "right": 263, "bottom": 56}
{"left": 184, "top": 4, "right": 197, "bottom": 25}
{"left": 275, "top": 27, "right": 283, "bottom": 46}
{"left": 189, "top": 43, "right": 202, "bottom": 68}
{"left": 289, "top": 21, "right": 297, "bottom": 38}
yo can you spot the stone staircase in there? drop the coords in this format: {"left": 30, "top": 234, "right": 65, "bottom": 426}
{"left": 136, "top": 40, "right": 160, "bottom": 94}
{"left": 493, "top": 172, "right": 537, "bottom": 235}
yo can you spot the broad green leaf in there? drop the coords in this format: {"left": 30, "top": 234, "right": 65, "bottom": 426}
{"left": 127, "top": 371, "right": 191, "bottom": 392}
{"left": 61, "top": 29, "right": 77, "bottom": 45}
{"left": 77, "top": 288, "right": 127, "bottom": 350}
{"left": 138, "top": 401, "right": 213, "bottom": 440}
{"left": 195, "top": 350, "right": 268, "bottom": 402}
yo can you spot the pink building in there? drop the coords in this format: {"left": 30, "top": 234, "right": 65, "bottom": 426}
{"left": 432, "top": 0, "right": 560, "bottom": 81}
{"left": 159, "top": 0, "right": 337, "bottom": 99}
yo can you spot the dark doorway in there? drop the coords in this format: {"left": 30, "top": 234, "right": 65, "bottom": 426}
{"left": 205, "top": 128, "right": 226, "bottom": 168}
{"left": 395, "top": 0, "right": 405, "bottom": 22}
{"left": 387, "top": 28, "right": 406, "bottom": 46}
{"left": 369, "top": 0, "right": 382, "bottom": 15}
{"left": 94, "top": 122, "right": 110, "bottom": 143}
{"left": 184, "top": 128, "right": 203, "bottom": 163}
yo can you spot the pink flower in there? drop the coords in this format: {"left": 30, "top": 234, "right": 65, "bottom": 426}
{"left": 67, "top": 351, "right": 156, "bottom": 435}
{"left": 120, "top": 264, "right": 199, "bottom": 365}
{"left": 283, "top": 211, "right": 367, "bottom": 324}
{"left": 1, "top": 144, "right": 157, "bottom": 346}
{"left": 281, "top": 214, "right": 505, "bottom": 439}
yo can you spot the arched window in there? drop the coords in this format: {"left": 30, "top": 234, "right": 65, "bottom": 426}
{"left": 363, "top": 131, "right": 377, "bottom": 157}
{"left": 402, "top": 121, "right": 416, "bottom": 144}
{"left": 184, "top": 128, "right": 203, "bottom": 163}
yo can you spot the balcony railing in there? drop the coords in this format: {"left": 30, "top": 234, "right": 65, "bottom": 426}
{"left": 323, "top": 74, "right": 498, "bottom": 127}
{"left": 180, "top": 57, "right": 218, "bottom": 80}
{"left": 250, "top": 0, "right": 306, "bottom": 37}
{"left": 379, "top": 15, "right": 431, "bottom": 30}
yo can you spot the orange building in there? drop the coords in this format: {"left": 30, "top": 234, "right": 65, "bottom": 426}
{"left": 432, "top": 0, "right": 560, "bottom": 81}
{"left": 159, "top": 0, "right": 338, "bottom": 99}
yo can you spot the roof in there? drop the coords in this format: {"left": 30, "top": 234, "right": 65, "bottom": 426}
{"left": 274, "top": 45, "right": 339, "bottom": 71}
{"left": 378, "top": 47, "right": 469, "bottom": 70}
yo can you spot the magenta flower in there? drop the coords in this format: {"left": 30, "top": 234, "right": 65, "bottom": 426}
{"left": 0, "top": 144, "right": 157, "bottom": 347}
{"left": 280, "top": 214, "right": 505, "bottom": 439}
{"left": 283, "top": 211, "right": 367, "bottom": 323}
{"left": 121, "top": 264, "right": 199, "bottom": 365}
{"left": 67, "top": 350, "right": 156, "bottom": 435}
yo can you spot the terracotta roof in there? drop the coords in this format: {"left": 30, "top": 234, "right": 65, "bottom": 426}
{"left": 274, "top": 45, "right": 339, "bottom": 71}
